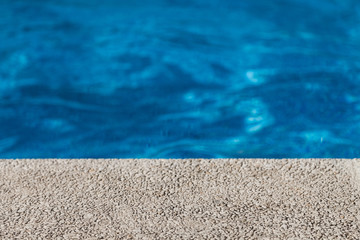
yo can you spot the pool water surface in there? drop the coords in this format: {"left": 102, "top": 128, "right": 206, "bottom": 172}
{"left": 0, "top": 0, "right": 360, "bottom": 158}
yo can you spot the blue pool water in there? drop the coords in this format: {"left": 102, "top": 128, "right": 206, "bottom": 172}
{"left": 1, "top": 0, "right": 360, "bottom": 158}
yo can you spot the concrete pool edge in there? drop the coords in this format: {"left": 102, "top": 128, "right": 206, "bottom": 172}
{"left": 1, "top": 158, "right": 360, "bottom": 238}
{"left": 346, "top": 158, "right": 360, "bottom": 190}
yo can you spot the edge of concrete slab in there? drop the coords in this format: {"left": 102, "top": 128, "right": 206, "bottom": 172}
{"left": 1, "top": 158, "right": 360, "bottom": 239}
{"left": 347, "top": 158, "right": 360, "bottom": 188}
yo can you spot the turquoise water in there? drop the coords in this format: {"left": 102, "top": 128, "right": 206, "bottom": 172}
{"left": 0, "top": 0, "right": 360, "bottom": 158}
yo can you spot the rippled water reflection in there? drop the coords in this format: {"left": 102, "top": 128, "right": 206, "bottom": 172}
{"left": 1, "top": 0, "right": 360, "bottom": 158}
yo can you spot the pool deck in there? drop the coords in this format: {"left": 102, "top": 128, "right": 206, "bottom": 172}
{"left": 1, "top": 158, "right": 360, "bottom": 239}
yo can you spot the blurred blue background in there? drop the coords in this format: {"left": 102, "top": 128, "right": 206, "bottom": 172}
{"left": 0, "top": 0, "right": 359, "bottom": 158}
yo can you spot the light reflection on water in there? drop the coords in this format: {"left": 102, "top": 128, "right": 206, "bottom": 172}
{"left": 0, "top": 0, "right": 360, "bottom": 158}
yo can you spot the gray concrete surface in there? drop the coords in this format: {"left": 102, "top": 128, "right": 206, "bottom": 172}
{"left": 1, "top": 159, "right": 360, "bottom": 239}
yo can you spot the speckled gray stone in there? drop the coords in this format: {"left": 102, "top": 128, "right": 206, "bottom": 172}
{"left": 1, "top": 159, "right": 360, "bottom": 239}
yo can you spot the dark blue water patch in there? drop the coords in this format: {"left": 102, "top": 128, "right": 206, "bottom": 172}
{"left": 0, "top": 0, "right": 360, "bottom": 158}
{"left": 210, "top": 62, "right": 233, "bottom": 79}
{"left": 116, "top": 54, "right": 153, "bottom": 75}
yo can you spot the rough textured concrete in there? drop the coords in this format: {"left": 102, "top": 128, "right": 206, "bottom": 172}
{"left": 1, "top": 159, "right": 360, "bottom": 239}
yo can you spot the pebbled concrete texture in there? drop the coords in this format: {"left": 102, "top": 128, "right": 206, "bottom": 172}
{"left": 0, "top": 158, "right": 360, "bottom": 239}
